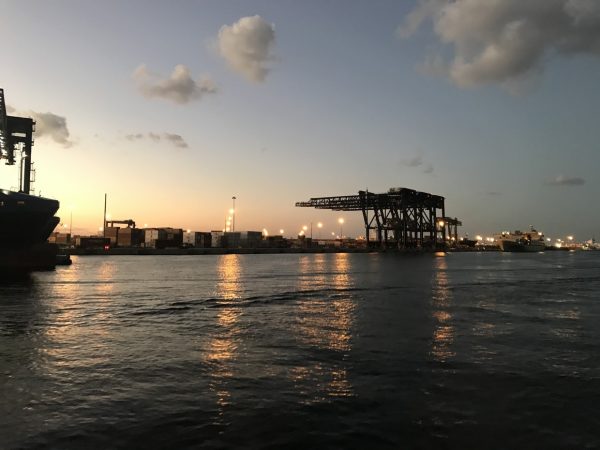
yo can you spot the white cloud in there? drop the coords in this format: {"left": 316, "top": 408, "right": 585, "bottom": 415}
{"left": 401, "top": 155, "right": 424, "bottom": 167}
{"left": 218, "top": 15, "right": 276, "bottom": 83}
{"left": 400, "top": 154, "right": 434, "bottom": 174}
{"left": 125, "top": 133, "right": 144, "bottom": 141}
{"left": 546, "top": 174, "right": 585, "bottom": 186}
{"left": 7, "top": 106, "right": 72, "bottom": 147}
{"left": 133, "top": 64, "right": 217, "bottom": 104}
{"left": 148, "top": 132, "right": 161, "bottom": 142}
{"left": 163, "top": 133, "right": 188, "bottom": 149}
{"left": 399, "top": 0, "right": 600, "bottom": 89}
{"left": 124, "top": 132, "right": 188, "bottom": 149}
{"left": 31, "top": 111, "right": 72, "bottom": 147}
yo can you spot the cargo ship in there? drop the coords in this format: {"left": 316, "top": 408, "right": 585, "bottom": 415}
{"left": 0, "top": 88, "right": 60, "bottom": 271}
{"left": 495, "top": 227, "right": 546, "bottom": 253}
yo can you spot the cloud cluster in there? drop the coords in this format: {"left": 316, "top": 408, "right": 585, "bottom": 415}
{"left": 399, "top": 0, "right": 600, "bottom": 89}
{"left": 218, "top": 15, "right": 276, "bottom": 83}
{"left": 401, "top": 154, "right": 434, "bottom": 174}
{"left": 133, "top": 64, "right": 217, "bottom": 104}
{"left": 7, "top": 104, "right": 73, "bottom": 148}
{"left": 125, "top": 132, "right": 188, "bottom": 149}
{"left": 31, "top": 111, "right": 73, "bottom": 147}
{"left": 546, "top": 174, "right": 585, "bottom": 186}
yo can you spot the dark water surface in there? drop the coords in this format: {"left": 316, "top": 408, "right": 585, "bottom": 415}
{"left": 1, "top": 252, "right": 599, "bottom": 449}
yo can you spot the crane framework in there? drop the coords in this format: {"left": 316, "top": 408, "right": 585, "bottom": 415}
{"left": 0, "top": 88, "right": 36, "bottom": 194}
{"left": 296, "top": 188, "right": 461, "bottom": 249}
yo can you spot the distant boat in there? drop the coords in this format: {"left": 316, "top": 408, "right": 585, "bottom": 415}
{"left": 582, "top": 239, "right": 600, "bottom": 251}
{"left": 496, "top": 227, "right": 546, "bottom": 253}
{"left": 55, "top": 254, "right": 72, "bottom": 265}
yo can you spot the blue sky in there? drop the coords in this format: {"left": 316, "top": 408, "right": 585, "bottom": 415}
{"left": 1, "top": 0, "right": 599, "bottom": 240}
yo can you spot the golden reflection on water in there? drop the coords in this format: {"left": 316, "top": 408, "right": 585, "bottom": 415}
{"left": 43, "top": 258, "right": 115, "bottom": 370}
{"left": 206, "top": 255, "right": 242, "bottom": 411}
{"left": 431, "top": 255, "right": 455, "bottom": 362}
{"left": 95, "top": 259, "right": 116, "bottom": 296}
{"left": 293, "top": 253, "right": 355, "bottom": 400}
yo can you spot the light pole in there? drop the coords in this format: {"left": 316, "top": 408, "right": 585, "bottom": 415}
{"left": 231, "top": 196, "right": 236, "bottom": 232}
{"left": 338, "top": 217, "right": 344, "bottom": 241}
{"left": 103, "top": 193, "right": 107, "bottom": 238}
{"left": 317, "top": 222, "right": 323, "bottom": 239}
{"left": 69, "top": 207, "right": 73, "bottom": 243}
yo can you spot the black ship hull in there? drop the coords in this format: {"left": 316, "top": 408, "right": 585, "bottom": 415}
{"left": 0, "top": 190, "right": 60, "bottom": 271}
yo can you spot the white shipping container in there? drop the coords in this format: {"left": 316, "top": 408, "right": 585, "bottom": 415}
{"left": 211, "top": 231, "right": 223, "bottom": 248}
{"left": 183, "top": 231, "right": 196, "bottom": 246}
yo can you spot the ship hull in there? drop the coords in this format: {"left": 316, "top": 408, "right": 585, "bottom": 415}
{"left": 498, "top": 239, "right": 546, "bottom": 252}
{"left": 0, "top": 190, "right": 60, "bottom": 271}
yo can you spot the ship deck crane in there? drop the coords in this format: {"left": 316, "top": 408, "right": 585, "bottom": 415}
{"left": 0, "top": 88, "right": 36, "bottom": 194}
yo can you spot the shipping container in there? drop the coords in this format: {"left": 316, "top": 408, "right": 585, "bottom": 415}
{"left": 211, "top": 231, "right": 224, "bottom": 248}
{"left": 76, "top": 237, "right": 111, "bottom": 249}
{"left": 117, "top": 227, "right": 143, "bottom": 247}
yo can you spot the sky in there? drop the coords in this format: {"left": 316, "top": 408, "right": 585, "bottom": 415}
{"left": 1, "top": 0, "right": 600, "bottom": 240}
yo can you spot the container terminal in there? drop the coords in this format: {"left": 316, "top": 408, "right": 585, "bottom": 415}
{"left": 50, "top": 186, "right": 470, "bottom": 256}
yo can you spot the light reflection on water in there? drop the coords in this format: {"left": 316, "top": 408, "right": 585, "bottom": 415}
{"left": 293, "top": 253, "right": 355, "bottom": 400}
{"left": 43, "top": 258, "right": 114, "bottom": 372}
{"left": 430, "top": 255, "right": 455, "bottom": 362}
{"left": 206, "top": 255, "right": 242, "bottom": 412}
{"left": 1, "top": 252, "right": 600, "bottom": 449}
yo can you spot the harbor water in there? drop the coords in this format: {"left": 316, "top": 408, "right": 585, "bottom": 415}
{"left": 1, "top": 252, "right": 599, "bottom": 449}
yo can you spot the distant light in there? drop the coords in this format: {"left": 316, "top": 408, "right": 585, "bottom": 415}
{"left": 187, "top": 229, "right": 191, "bottom": 233}
{"left": 144, "top": 223, "right": 148, "bottom": 228}
{"left": 279, "top": 229, "right": 284, "bottom": 235}
{"left": 338, "top": 218, "right": 344, "bottom": 224}
{"left": 331, "top": 232, "right": 335, "bottom": 236}
{"left": 99, "top": 226, "right": 104, "bottom": 231}
{"left": 262, "top": 228, "right": 268, "bottom": 236}
{"left": 317, "top": 222, "right": 323, "bottom": 228}
{"left": 538, "top": 232, "right": 543, "bottom": 236}
{"left": 229, "top": 208, "right": 234, "bottom": 214}
{"left": 438, "top": 220, "right": 445, "bottom": 228}
{"left": 567, "top": 235, "right": 574, "bottom": 241}
{"left": 546, "top": 238, "right": 551, "bottom": 242}
{"left": 475, "top": 235, "right": 483, "bottom": 241}
{"left": 302, "top": 225, "right": 308, "bottom": 231}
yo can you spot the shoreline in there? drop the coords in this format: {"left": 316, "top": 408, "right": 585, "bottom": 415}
{"left": 65, "top": 246, "right": 459, "bottom": 256}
